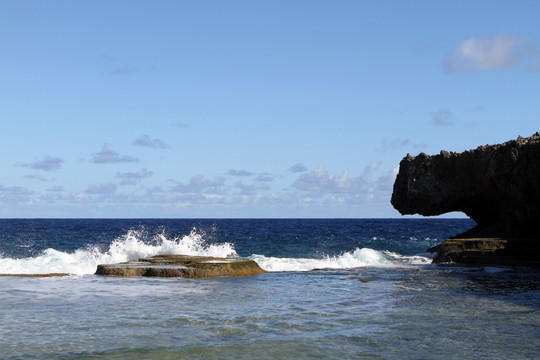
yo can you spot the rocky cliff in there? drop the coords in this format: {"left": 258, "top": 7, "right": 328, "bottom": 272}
{"left": 391, "top": 133, "right": 540, "bottom": 238}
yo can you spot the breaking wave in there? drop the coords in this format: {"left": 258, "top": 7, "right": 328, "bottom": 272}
{"left": 251, "top": 248, "right": 432, "bottom": 272}
{"left": 0, "top": 228, "right": 237, "bottom": 275}
{"left": 0, "top": 228, "right": 432, "bottom": 275}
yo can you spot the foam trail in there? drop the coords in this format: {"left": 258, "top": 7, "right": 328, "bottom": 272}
{"left": 251, "top": 248, "right": 430, "bottom": 272}
{"left": 383, "top": 251, "right": 433, "bottom": 265}
{"left": 0, "top": 228, "right": 237, "bottom": 275}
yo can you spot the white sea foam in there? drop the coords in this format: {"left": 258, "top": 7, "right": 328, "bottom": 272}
{"left": 0, "top": 228, "right": 433, "bottom": 275}
{"left": 251, "top": 248, "right": 431, "bottom": 272}
{"left": 383, "top": 251, "right": 433, "bottom": 265}
{"left": 0, "top": 228, "right": 237, "bottom": 275}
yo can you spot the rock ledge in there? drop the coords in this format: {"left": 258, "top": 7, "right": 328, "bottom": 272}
{"left": 95, "top": 254, "right": 266, "bottom": 278}
{"left": 428, "top": 238, "right": 540, "bottom": 266}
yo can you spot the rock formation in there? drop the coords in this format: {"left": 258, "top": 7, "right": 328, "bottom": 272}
{"left": 391, "top": 133, "right": 540, "bottom": 266}
{"left": 95, "top": 254, "right": 266, "bottom": 278}
{"left": 392, "top": 132, "right": 540, "bottom": 238}
{"left": 426, "top": 238, "right": 540, "bottom": 266}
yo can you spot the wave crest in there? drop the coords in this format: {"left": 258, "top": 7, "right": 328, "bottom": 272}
{"left": 251, "top": 248, "right": 431, "bottom": 272}
{"left": 0, "top": 228, "right": 432, "bottom": 275}
{"left": 0, "top": 228, "right": 237, "bottom": 275}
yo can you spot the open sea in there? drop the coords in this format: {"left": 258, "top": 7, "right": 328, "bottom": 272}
{"left": 0, "top": 218, "right": 538, "bottom": 359}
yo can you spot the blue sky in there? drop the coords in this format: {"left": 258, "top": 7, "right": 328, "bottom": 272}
{"left": 1, "top": 0, "right": 539, "bottom": 218}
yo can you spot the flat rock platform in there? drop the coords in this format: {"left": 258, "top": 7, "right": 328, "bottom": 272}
{"left": 95, "top": 254, "right": 267, "bottom": 278}
{"left": 428, "top": 238, "right": 540, "bottom": 266}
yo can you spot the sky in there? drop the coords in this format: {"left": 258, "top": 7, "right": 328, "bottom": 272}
{"left": 1, "top": 0, "right": 539, "bottom": 218}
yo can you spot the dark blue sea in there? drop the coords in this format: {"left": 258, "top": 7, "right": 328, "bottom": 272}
{"left": 0, "top": 219, "right": 538, "bottom": 359}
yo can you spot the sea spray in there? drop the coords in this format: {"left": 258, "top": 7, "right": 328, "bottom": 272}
{"left": 382, "top": 251, "right": 433, "bottom": 265}
{"left": 251, "top": 248, "right": 431, "bottom": 272}
{"left": 104, "top": 228, "right": 237, "bottom": 261}
{"left": 0, "top": 228, "right": 237, "bottom": 275}
{"left": 0, "top": 225, "right": 434, "bottom": 275}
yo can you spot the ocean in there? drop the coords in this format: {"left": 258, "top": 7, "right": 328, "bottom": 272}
{"left": 0, "top": 218, "right": 538, "bottom": 359}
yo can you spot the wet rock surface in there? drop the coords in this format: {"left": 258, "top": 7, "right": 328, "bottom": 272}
{"left": 427, "top": 238, "right": 540, "bottom": 266}
{"left": 95, "top": 254, "right": 267, "bottom": 278}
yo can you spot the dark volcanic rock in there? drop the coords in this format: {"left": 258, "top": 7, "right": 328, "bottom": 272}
{"left": 427, "top": 238, "right": 540, "bottom": 266}
{"left": 391, "top": 133, "right": 540, "bottom": 238}
{"left": 95, "top": 254, "right": 267, "bottom": 278}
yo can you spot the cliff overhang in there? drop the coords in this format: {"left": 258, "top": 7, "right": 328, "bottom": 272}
{"left": 391, "top": 133, "right": 540, "bottom": 265}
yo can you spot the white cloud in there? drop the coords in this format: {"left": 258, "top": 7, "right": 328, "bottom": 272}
{"left": 376, "top": 166, "right": 399, "bottom": 191}
{"left": 430, "top": 109, "right": 454, "bottom": 126}
{"left": 7, "top": 156, "right": 402, "bottom": 216}
{"left": 47, "top": 186, "right": 65, "bottom": 192}
{"left": 172, "top": 175, "right": 225, "bottom": 193}
{"left": 445, "top": 33, "right": 523, "bottom": 71}
{"left": 235, "top": 181, "right": 270, "bottom": 195}
{"left": 23, "top": 156, "right": 64, "bottom": 172}
{"left": 0, "top": 185, "right": 33, "bottom": 196}
{"left": 363, "top": 160, "right": 381, "bottom": 177}
{"left": 262, "top": 192, "right": 299, "bottom": 205}
{"left": 110, "top": 63, "right": 138, "bottom": 76}
{"left": 255, "top": 173, "right": 276, "bottom": 182}
{"left": 0, "top": 184, "right": 33, "bottom": 204}
{"left": 85, "top": 182, "right": 118, "bottom": 195}
{"left": 91, "top": 145, "right": 139, "bottom": 164}
{"left": 117, "top": 168, "right": 153, "bottom": 185}
{"left": 379, "top": 138, "right": 426, "bottom": 152}
{"left": 292, "top": 165, "right": 365, "bottom": 194}
{"left": 42, "top": 187, "right": 92, "bottom": 203}
{"left": 289, "top": 163, "right": 307, "bottom": 173}
{"left": 24, "top": 174, "right": 53, "bottom": 182}
{"left": 133, "top": 135, "right": 169, "bottom": 149}
{"left": 227, "top": 169, "right": 253, "bottom": 177}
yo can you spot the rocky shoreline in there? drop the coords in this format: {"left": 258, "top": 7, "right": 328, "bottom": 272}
{"left": 392, "top": 133, "right": 540, "bottom": 266}
{"left": 427, "top": 238, "right": 540, "bottom": 266}
{"left": 95, "top": 254, "right": 267, "bottom": 278}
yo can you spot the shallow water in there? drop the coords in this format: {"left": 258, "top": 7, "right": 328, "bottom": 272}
{"left": 0, "top": 219, "right": 538, "bottom": 359}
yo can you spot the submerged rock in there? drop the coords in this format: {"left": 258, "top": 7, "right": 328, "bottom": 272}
{"left": 391, "top": 133, "right": 540, "bottom": 265}
{"left": 95, "top": 254, "right": 266, "bottom": 278}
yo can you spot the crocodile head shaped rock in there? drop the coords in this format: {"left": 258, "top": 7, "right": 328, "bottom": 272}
{"left": 391, "top": 133, "right": 540, "bottom": 238}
